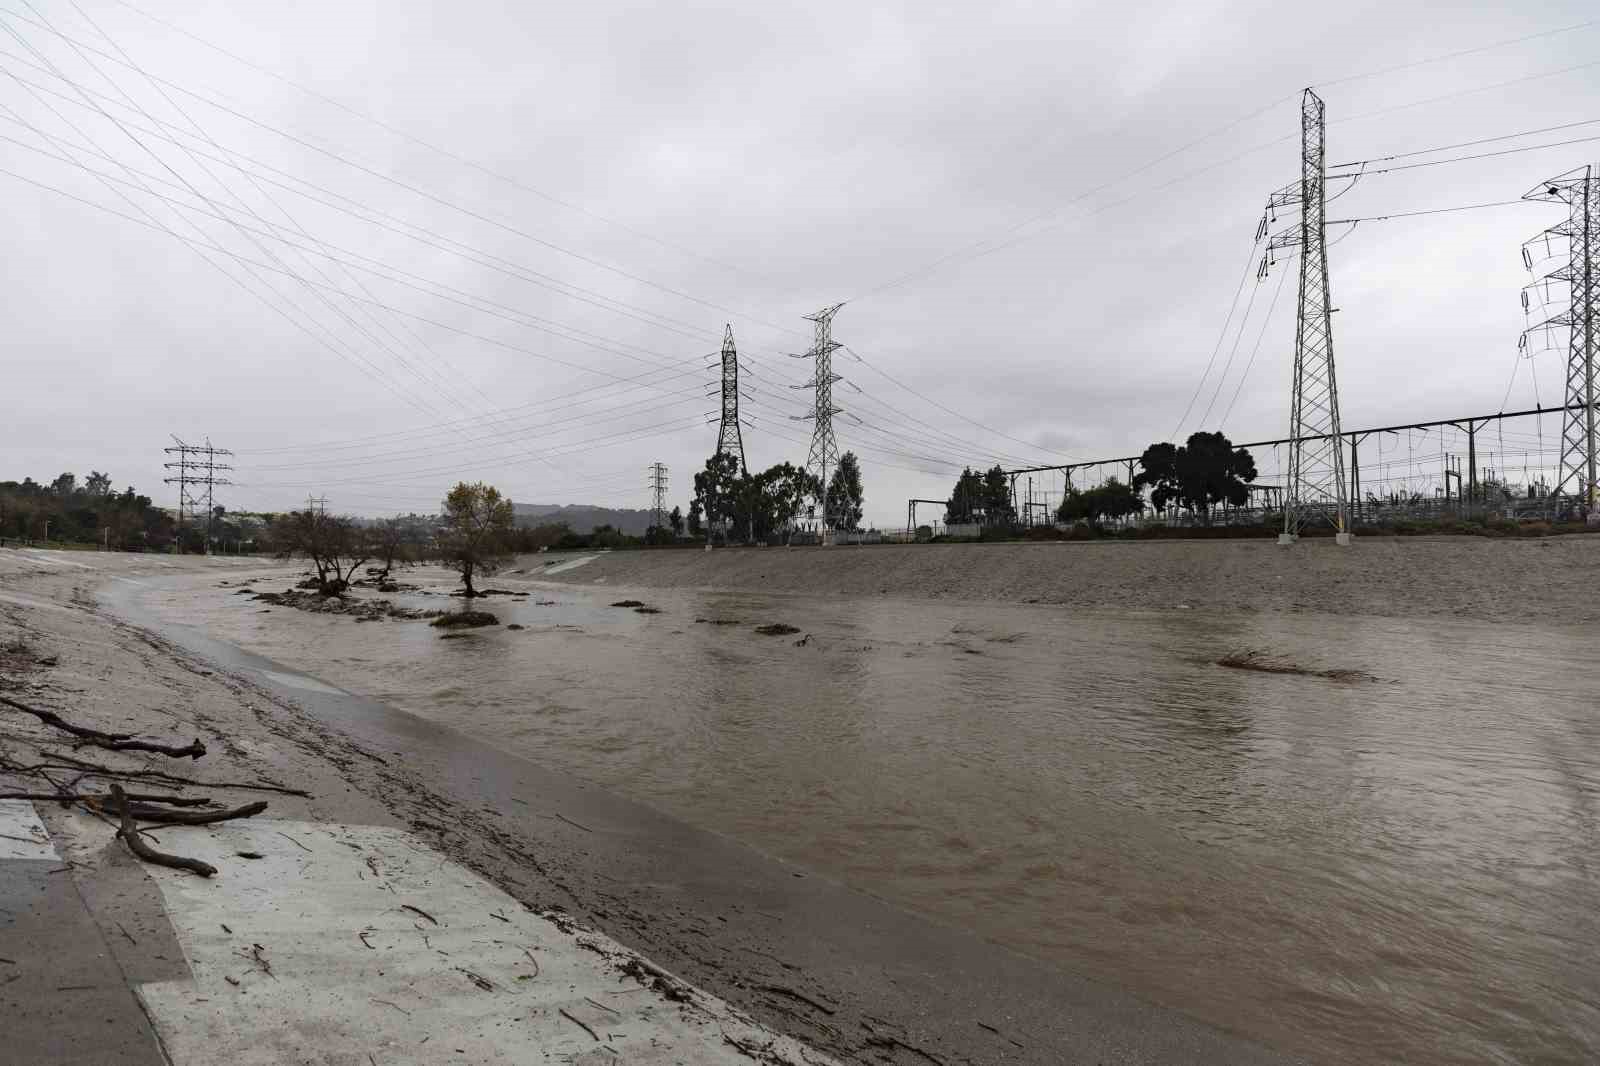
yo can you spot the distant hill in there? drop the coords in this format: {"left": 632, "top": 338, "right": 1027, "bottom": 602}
{"left": 512, "top": 502, "right": 655, "bottom": 535}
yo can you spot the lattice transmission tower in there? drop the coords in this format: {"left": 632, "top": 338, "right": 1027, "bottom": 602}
{"left": 1521, "top": 165, "right": 1599, "bottom": 515}
{"left": 163, "top": 436, "right": 232, "bottom": 553}
{"left": 648, "top": 462, "right": 669, "bottom": 529}
{"left": 1261, "top": 88, "right": 1350, "bottom": 544}
{"left": 791, "top": 303, "right": 844, "bottom": 530}
{"left": 713, "top": 324, "right": 747, "bottom": 472}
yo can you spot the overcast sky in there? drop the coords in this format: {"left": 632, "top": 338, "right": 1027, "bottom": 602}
{"left": 4, "top": 0, "right": 1599, "bottom": 525}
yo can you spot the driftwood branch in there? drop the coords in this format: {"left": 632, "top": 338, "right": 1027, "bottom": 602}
{"left": 109, "top": 785, "right": 216, "bottom": 877}
{"left": 111, "top": 799, "right": 267, "bottom": 825}
{"left": 0, "top": 791, "right": 211, "bottom": 807}
{"left": 0, "top": 696, "right": 206, "bottom": 759}
{"left": 32, "top": 754, "right": 310, "bottom": 797}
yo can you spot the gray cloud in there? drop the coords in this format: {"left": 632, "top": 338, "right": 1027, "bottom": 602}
{"left": 4, "top": 0, "right": 1597, "bottom": 523}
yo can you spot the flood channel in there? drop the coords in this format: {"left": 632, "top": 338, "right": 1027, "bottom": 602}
{"left": 144, "top": 564, "right": 1600, "bottom": 1065}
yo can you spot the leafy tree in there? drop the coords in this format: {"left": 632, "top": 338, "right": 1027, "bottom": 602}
{"left": 944, "top": 465, "right": 1014, "bottom": 527}
{"left": 981, "top": 467, "right": 1015, "bottom": 524}
{"left": 268, "top": 510, "right": 371, "bottom": 594}
{"left": 508, "top": 521, "right": 572, "bottom": 552}
{"left": 692, "top": 451, "right": 743, "bottom": 543}
{"left": 686, "top": 501, "right": 703, "bottom": 538}
{"left": 587, "top": 523, "right": 631, "bottom": 549}
{"left": 1057, "top": 487, "right": 1089, "bottom": 524}
{"left": 1095, "top": 478, "right": 1143, "bottom": 522}
{"left": 51, "top": 472, "right": 76, "bottom": 497}
{"left": 825, "top": 452, "right": 865, "bottom": 531}
{"left": 945, "top": 468, "right": 985, "bottom": 524}
{"left": 691, "top": 453, "right": 821, "bottom": 544}
{"left": 741, "top": 463, "right": 820, "bottom": 541}
{"left": 85, "top": 471, "right": 112, "bottom": 497}
{"left": 1057, "top": 478, "right": 1143, "bottom": 527}
{"left": 669, "top": 506, "right": 684, "bottom": 537}
{"left": 1135, "top": 431, "right": 1257, "bottom": 522}
{"left": 438, "top": 482, "right": 514, "bottom": 597}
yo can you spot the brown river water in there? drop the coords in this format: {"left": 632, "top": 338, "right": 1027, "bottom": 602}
{"left": 144, "top": 564, "right": 1599, "bottom": 1064}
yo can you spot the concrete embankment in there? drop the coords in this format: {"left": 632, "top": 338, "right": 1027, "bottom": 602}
{"left": 530, "top": 535, "right": 1600, "bottom": 624}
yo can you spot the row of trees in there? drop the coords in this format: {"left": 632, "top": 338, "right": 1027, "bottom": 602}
{"left": 686, "top": 451, "right": 866, "bottom": 543}
{"left": 942, "top": 432, "right": 1260, "bottom": 530}
{"left": 1, "top": 472, "right": 179, "bottom": 550}
{"left": 267, "top": 482, "right": 515, "bottom": 596}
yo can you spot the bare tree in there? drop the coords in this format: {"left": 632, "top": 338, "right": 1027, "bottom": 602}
{"left": 268, "top": 510, "right": 371, "bottom": 595}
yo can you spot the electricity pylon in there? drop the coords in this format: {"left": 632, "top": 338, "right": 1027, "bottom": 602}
{"left": 163, "top": 436, "right": 232, "bottom": 554}
{"left": 1522, "top": 165, "right": 1599, "bottom": 515}
{"left": 648, "top": 462, "right": 669, "bottom": 529}
{"left": 1261, "top": 88, "right": 1350, "bottom": 544}
{"left": 714, "top": 324, "right": 747, "bottom": 472}
{"left": 791, "top": 303, "right": 844, "bottom": 530}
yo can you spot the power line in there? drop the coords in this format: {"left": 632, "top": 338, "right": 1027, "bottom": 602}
{"left": 105, "top": 0, "right": 773, "bottom": 284}
{"left": 844, "top": 22, "right": 1600, "bottom": 302}
{"left": 0, "top": 4, "right": 810, "bottom": 342}
{"left": 1312, "top": 17, "right": 1600, "bottom": 90}
{"left": 1331, "top": 115, "right": 1600, "bottom": 170}
{"left": 1172, "top": 238, "right": 1260, "bottom": 440}
{"left": 843, "top": 344, "right": 1078, "bottom": 463}
{"left": 1221, "top": 259, "right": 1293, "bottom": 429}
{"left": 0, "top": 42, "right": 454, "bottom": 422}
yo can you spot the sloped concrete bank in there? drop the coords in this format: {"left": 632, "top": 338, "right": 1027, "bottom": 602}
{"left": 530, "top": 535, "right": 1600, "bottom": 624}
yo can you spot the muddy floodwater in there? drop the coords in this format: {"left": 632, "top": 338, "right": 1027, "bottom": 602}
{"left": 150, "top": 566, "right": 1599, "bottom": 1064}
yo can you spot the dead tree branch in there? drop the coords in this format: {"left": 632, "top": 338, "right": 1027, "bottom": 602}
{"left": 109, "top": 784, "right": 217, "bottom": 878}
{"left": 100, "top": 797, "right": 268, "bottom": 825}
{"left": 0, "top": 695, "right": 205, "bottom": 759}
{"left": 31, "top": 754, "right": 309, "bottom": 796}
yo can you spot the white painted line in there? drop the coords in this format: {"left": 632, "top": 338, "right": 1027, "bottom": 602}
{"left": 19, "top": 551, "right": 97, "bottom": 571}
{"left": 257, "top": 669, "right": 344, "bottom": 696}
{"left": 0, "top": 590, "right": 74, "bottom": 613}
{"left": 541, "top": 554, "right": 597, "bottom": 575}
{"left": 0, "top": 800, "right": 60, "bottom": 860}
{"left": 134, "top": 820, "right": 830, "bottom": 1065}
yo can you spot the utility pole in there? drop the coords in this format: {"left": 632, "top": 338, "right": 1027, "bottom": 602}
{"left": 791, "top": 304, "right": 845, "bottom": 538}
{"left": 714, "top": 325, "right": 747, "bottom": 473}
{"left": 163, "top": 436, "right": 233, "bottom": 555}
{"left": 648, "top": 462, "right": 669, "bottom": 530}
{"left": 1261, "top": 89, "right": 1351, "bottom": 545}
{"left": 1523, "top": 164, "right": 1599, "bottom": 518}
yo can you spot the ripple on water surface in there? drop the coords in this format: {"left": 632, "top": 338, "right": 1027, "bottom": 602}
{"left": 168, "top": 572, "right": 1600, "bottom": 1065}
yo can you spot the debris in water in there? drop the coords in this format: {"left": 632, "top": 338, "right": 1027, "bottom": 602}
{"left": 608, "top": 600, "right": 646, "bottom": 608}
{"left": 754, "top": 624, "right": 800, "bottom": 636}
{"left": 1216, "top": 649, "right": 1379, "bottom": 683}
{"left": 633, "top": 606, "right": 662, "bottom": 615}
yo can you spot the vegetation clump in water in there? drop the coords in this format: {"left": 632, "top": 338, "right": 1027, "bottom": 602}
{"left": 609, "top": 599, "right": 646, "bottom": 608}
{"left": 431, "top": 610, "right": 499, "bottom": 629}
{"left": 754, "top": 623, "right": 800, "bottom": 636}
